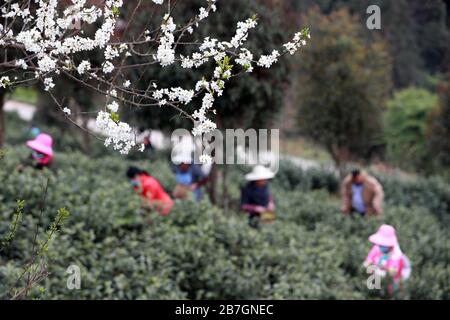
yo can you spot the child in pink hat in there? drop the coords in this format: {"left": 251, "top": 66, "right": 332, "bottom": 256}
{"left": 364, "top": 224, "right": 411, "bottom": 295}
{"left": 24, "top": 133, "right": 54, "bottom": 170}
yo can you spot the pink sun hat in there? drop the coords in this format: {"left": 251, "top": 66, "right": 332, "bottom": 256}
{"left": 368, "top": 224, "right": 398, "bottom": 247}
{"left": 26, "top": 133, "right": 54, "bottom": 157}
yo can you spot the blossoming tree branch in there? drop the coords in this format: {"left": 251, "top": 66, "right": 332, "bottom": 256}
{"left": 0, "top": 0, "right": 310, "bottom": 156}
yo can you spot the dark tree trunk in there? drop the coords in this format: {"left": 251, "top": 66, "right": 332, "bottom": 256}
{"left": 331, "top": 144, "right": 352, "bottom": 179}
{"left": 207, "top": 163, "right": 217, "bottom": 205}
{"left": 81, "top": 115, "right": 91, "bottom": 156}
{"left": 222, "top": 164, "right": 229, "bottom": 214}
{"left": 0, "top": 90, "right": 5, "bottom": 148}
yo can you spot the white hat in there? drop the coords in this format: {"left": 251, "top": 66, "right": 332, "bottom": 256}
{"left": 172, "top": 153, "right": 192, "bottom": 165}
{"left": 245, "top": 165, "right": 275, "bottom": 181}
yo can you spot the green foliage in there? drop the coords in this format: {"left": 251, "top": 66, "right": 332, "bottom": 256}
{"left": 1, "top": 147, "right": 449, "bottom": 299}
{"left": 426, "top": 77, "right": 450, "bottom": 174}
{"left": 8, "top": 87, "right": 38, "bottom": 105}
{"left": 384, "top": 88, "right": 438, "bottom": 170}
{"left": 296, "top": 8, "right": 391, "bottom": 165}
{"left": 1, "top": 199, "right": 24, "bottom": 250}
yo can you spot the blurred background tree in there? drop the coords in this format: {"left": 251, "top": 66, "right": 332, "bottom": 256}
{"left": 426, "top": 76, "right": 450, "bottom": 174}
{"left": 287, "top": 0, "right": 450, "bottom": 88}
{"left": 384, "top": 88, "right": 438, "bottom": 171}
{"left": 294, "top": 7, "right": 391, "bottom": 170}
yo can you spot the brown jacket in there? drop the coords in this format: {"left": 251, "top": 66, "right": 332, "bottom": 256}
{"left": 341, "top": 172, "right": 384, "bottom": 216}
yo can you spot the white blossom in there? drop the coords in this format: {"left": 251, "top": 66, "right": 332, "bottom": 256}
{"left": 257, "top": 50, "right": 280, "bottom": 68}
{"left": 103, "top": 61, "right": 114, "bottom": 73}
{"left": 198, "top": 7, "right": 209, "bottom": 21}
{"left": 43, "top": 77, "right": 55, "bottom": 91}
{"left": 95, "top": 111, "right": 136, "bottom": 154}
{"left": 107, "top": 101, "right": 119, "bottom": 113}
{"left": 15, "top": 59, "right": 28, "bottom": 70}
{"left": 77, "top": 60, "right": 91, "bottom": 74}
{"left": 230, "top": 18, "right": 258, "bottom": 48}
{"left": 38, "top": 55, "right": 57, "bottom": 73}
{"left": 156, "top": 15, "right": 176, "bottom": 66}
{"left": 283, "top": 30, "right": 310, "bottom": 54}
{"left": 105, "top": 45, "right": 119, "bottom": 60}
{"left": 0, "top": 76, "right": 10, "bottom": 88}
{"left": 236, "top": 49, "right": 254, "bottom": 72}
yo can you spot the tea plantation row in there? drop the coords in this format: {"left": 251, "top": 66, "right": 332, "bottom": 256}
{"left": 0, "top": 146, "right": 449, "bottom": 299}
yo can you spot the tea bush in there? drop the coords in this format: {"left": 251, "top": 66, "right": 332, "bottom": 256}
{"left": 0, "top": 147, "right": 449, "bottom": 299}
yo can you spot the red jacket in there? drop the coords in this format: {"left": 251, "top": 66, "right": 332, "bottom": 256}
{"left": 135, "top": 174, "right": 173, "bottom": 216}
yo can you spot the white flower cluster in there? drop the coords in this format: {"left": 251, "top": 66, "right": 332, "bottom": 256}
{"left": 15, "top": 59, "right": 28, "bottom": 70}
{"left": 230, "top": 18, "right": 257, "bottom": 48}
{"left": 257, "top": 50, "right": 280, "bottom": 68}
{"left": 283, "top": 30, "right": 311, "bottom": 55}
{"left": 2, "top": 3, "right": 31, "bottom": 22}
{"left": 77, "top": 60, "right": 91, "bottom": 75}
{"left": 156, "top": 15, "right": 176, "bottom": 67}
{"left": 152, "top": 87, "right": 195, "bottom": 106}
{"left": 105, "top": 45, "right": 120, "bottom": 60}
{"left": 152, "top": 0, "right": 164, "bottom": 4}
{"left": 103, "top": 61, "right": 115, "bottom": 74}
{"left": 43, "top": 77, "right": 55, "bottom": 91}
{"left": 37, "top": 55, "right": 57, "bottom": 73}
{"left": 235, "top": 49, "right": 254, "bottom": 72}
{"left": 192, "top": 93, "right": 217, "bottom": 136}
{"left": 107, "top": 101, "right": 119, "bottom": 113}
{"left": 4, "top": 0, "right": 124, "bottom": 99}
{"left": 179, "top": 17, "right": 257, "bottom": 71}
{"left": 198, "top": 1, "right": 217, "bottom": 22}
{"left": 95, "top": 110, "right": 136, "bottom": 155}
{"left": 0, "top": 76, "right": 10, "bottom": 88}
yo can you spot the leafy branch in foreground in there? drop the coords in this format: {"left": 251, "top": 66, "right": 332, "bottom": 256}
{"left": 0, "top": 148, "right": 6, "bottom": 160}
{"left": 1, "top": 199, "right": 25, "bottom": 251}
{"left": 9, "top": 207, "right": 71, "bottom": 300}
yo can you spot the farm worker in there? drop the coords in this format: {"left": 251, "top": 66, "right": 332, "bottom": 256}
{"left": 240, "top": 165, "right": 276, "bottom": 228}
{"left": 364, "top": 224, "right": 411, "bottom": 296}
{"left": 19, "top": 133, "right": 54, "bottom": 170}
{"left": 171, "top": 154, "right": 208, "bottom": 202}
{"left": 126, "top": 166, "right": 173, "bottom": 216}
{"left": 340, "top": 169, "right": 384, "bottom": 216}
{"left": 29, "top": 126, "right": 41, "bottom": 138}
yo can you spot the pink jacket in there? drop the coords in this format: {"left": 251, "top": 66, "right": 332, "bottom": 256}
{"left": 365, "top": 245, "right": 404, "bottom": 282}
